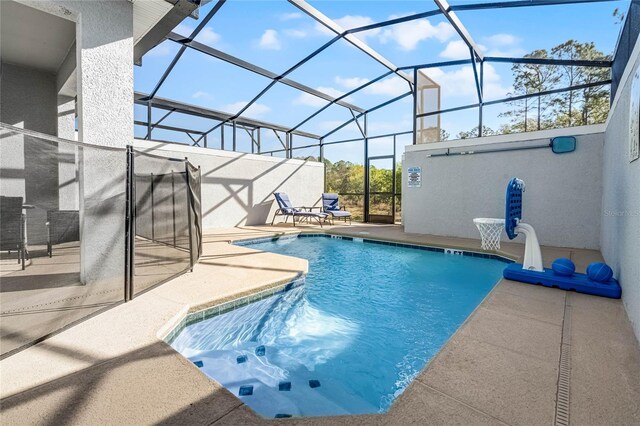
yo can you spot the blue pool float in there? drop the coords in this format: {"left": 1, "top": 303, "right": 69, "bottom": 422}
{"left": 503, "top": 263, "right": 621, "bottom": 298}
{"left": 502, "top": 178, "right": 621, "bottom": 299}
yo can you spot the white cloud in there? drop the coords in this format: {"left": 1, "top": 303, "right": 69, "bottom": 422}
{"left": 315, "top": 15, "right": 371, "bottom": 31}
{"left": 425, "top": 64, "right": 509, "bottom": 100}
{"left": 192, "top": 91, "right": 213, "bottom": 100}
{"left": 174, "top": 22, "right": 194, "bottom": 37}
{"left": 294, "top": 86, "right": 350, "bottom": 107}
{"left": 284, "top": 29, "right": 307, "bottom": 38}
{"left": 368, "top": 119, "right": 412, "bottom": 133}
{"left": 440, "top": 33, "right": 526, "bottom": 59}
{"left": 315, "top": 15, "right": 381, "bottom": 40}
{"left": 365, "top": 76, "right": 409, "bottom": 96}
{"left": 318, "top": 120, "right": 351, "bottom": 131}
{"left": 483, "top": 33, "right": 521, "bottom": 46}
{"left": 379, "top": 17, "right": 455, "bottom": 51}
{"left": 485, "top": 47, "right": 527, "bottom": 57}
{"left": 198, "top": 27, "right": 221, "bottom": 46}
{"left": 319, "top": 87, "right": 347, "bottom": 99}
{"left": 315, "top": 22, "right": 333, "bottom": 35}
{"left": 175, "top": 23, "right": 222, "bottom": 47}
{"left": 316, "top": 13, "right": 455, "bottom": 50}
{"left": 294, "top": 93, "right": 327, "bottom": 108}
{"left": 334, "top": 75, "right": 409, "bottom": 96}
{"left": 482, "top": 33, "right": 525, "bottom": 57}
{"left": 336, "top": 15, "right": 378, "bottom": 31}
{"left": 335, "top": 76, "right": 370, "bottom": 89}
{"left": 259, "top": 29, "right": 281, "bottom": 50}
{"left": 297, "top": 94, "right": 325, "bottom": 107}
{"left": 439, "top": 40, "right": 481, "bottom": 60}
{"left": 280, "top": 12, "right": 303, "bottom": 21}
{"left": 146, "top": 41, "right": 174, "bottom": 57}
{"left": 223, "top": 101, "right": 271, "bottom": 117}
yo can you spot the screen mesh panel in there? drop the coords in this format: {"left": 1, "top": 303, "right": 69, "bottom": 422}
{"left": 0, "top": 124, "right": 202, "bottom": 357}
{"left": 0, "top": 125, "right": 125, "bottom": 357}
{"left": 612, "top": 1, "right": 640, "bottom": 103}
{"left": 131, "top": 151, "right": 200, "bottom": 296}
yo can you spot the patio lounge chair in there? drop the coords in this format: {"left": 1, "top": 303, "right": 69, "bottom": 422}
{"left": 0, "top": 196, "right": 28, "bottom": 270}
{"left": 46, "top": 210, "right": 80, "bottom": 257}
{"left": 322, "top": 193, "right": 352, "bottom": 225}
{"left": 271, "top": 192, "right": 328, "bottom": 227}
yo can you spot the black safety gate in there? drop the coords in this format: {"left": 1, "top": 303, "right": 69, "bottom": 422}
{"left": 124, "top": 146, "right": 202, "bottom": 300}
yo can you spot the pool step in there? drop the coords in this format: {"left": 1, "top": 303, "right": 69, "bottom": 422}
{"left": 189, "top": 346, "right": 377, "bottom": 417}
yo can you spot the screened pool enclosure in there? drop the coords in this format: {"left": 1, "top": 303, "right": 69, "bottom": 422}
{"left": 135, "top": 0, "right": 630, "bottom": 224}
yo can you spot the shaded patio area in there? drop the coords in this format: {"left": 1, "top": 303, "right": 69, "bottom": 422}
{"left": 0, "top": 236, "right": 194, "bottom": 356}
{"left": 0, "top": 242, "right": 120, "bottom": 356}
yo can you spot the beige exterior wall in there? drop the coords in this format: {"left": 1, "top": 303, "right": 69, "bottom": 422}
{"left": 134, "top": 139, "right": 325, "bottom": 229}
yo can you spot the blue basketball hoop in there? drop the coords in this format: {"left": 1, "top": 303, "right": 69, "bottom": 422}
{"left": 505, "top": 177, "right": 525, "bottom": 240}
{"left": 501, "top": 177, "right": 620, "bottom": 298}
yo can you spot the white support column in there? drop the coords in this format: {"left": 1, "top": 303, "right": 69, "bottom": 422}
{"left": 74, "top": 1, "right": 134, "bottom": 285}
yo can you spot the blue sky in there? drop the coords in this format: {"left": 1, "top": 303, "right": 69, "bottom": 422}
{"left": 134, "top": 0, "right": 629, "bottom": 162}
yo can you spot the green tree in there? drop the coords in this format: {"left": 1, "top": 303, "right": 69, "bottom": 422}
{"left": 551, "top": 40, "right": 583, "bottom": 127}
{"left": 323, "top": 159, "right": 362, "bottom": 220}
{"left": 293, "top": 156, "right": 320, "bottom": 162}
{"left": 325, "top": 159, "right": 363, "bottom": 195}
{"left": 500, "top": 49, "right": 561, "bottom": 132}
{"left": 613, "top": 7, "right": 625, "bottom": 24}
{"left": 457, "top": 125, "right": 496, "bottom": 139}
{"left": 550, "top": 41, "right": 611, "bottom": 127}
{"left": 500, "top": 41, "right": 610, "bottom": 133}
{"left": 576, "top": 44, "right": 611, "bottom": 125}
{"left": 324, "top": 157, "right": 402, "bottom": 222}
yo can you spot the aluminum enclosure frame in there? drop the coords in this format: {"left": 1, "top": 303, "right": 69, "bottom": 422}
{"left": 139, "top": 0, "right": 618, "bottom": 151}
{"left": 136, "top": 0, "right": 622, "bottom": 222}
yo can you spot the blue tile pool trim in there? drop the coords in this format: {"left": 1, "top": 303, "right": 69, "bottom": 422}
{"left": 165, "top": 233, "right": 513, "bottom": 345}
{"left": 164, "top": 276, "right": 305, "bottom": 345}
{"left": 239, "top": 385, "right": 254, "bottom": 396}
{"left": 278, "top": 381, "right": 292, "bottom": 391}
{"left": 234, "top": 233, "right": 514, "bottom": 264}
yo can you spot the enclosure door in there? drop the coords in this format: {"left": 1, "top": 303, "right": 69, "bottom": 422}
{"left": 366, "top": 155, "right": 395, "bottom": 224}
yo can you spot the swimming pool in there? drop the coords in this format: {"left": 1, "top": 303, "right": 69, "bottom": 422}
{"left": 170, "top": 235, "right": 508, "bottom": 418}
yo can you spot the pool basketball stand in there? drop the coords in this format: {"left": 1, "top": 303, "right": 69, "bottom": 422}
{"left": 502, "top": 178, "right": 621, "bottom": 299}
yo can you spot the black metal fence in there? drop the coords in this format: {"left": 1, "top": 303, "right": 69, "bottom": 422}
{"left": 125, "top": 148, "right": 202, "bottom": 299}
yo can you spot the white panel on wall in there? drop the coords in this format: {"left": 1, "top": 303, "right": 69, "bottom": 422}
{"left": 402, "top": 129, "right": 605, "bottom": 250}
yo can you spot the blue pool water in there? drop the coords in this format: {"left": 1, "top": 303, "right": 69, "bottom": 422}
{"left": 171, "top": 236, "right": 507, "bottom": 418}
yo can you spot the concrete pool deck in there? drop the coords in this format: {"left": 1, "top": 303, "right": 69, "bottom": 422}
{"left": 1, "top": 224, "right": 639, "bottom": 425}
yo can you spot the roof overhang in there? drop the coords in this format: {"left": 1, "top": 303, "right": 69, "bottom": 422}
{"left": 134, "top": 0, "right": 201, "bottom": 66}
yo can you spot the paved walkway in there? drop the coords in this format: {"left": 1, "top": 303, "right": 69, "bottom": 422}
{"left": 1, "top": 224, "right": 638, "bottom": 425}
